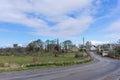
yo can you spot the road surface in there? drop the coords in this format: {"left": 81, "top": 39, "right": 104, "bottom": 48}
{"left": 0, "top": 52, "right": 120, "bottom": 80}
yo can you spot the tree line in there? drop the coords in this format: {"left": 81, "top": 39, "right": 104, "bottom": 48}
{"left": 0, "top": 39, "right": 78, "bottom": 56}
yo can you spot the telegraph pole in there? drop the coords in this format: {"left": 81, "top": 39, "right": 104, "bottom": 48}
{"left": 83, "top": 37, "right": 85, "bottom": 46}
{"left": 83, "top": 37, "right": 85, "bottom": 52}
{"left": 57, "top": 38, "right": 59, "bottom": 51}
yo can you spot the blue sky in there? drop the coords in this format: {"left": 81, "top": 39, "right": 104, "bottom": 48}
{"left": 0, "top": 0, "right": 120, "bottom": 47}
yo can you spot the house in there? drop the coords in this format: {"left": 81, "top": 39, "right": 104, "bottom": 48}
{"left": 70, "top": 45, "right": 79, "bottom": 52}
{"left": 13, "top": 44, "right": 18, "bottom": 48}
{"left": 97, "top": 44, "right": 115, "bottom": 56}
{"left": 90, "top": 45, "right": 97, "bottom": 51}
{"left": 102, "top": 50, "right": 109, "bottom": 56}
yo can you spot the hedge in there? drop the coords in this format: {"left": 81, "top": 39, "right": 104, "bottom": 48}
{"left": 26, "top": 58, "right": 92, "bottom": 67}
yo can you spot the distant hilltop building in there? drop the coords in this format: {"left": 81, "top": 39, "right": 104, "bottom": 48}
{"left": 13, "top": 44, "right": 23, "bottom": 48}
{"left": 13, "top": 44, "right": 18, "bottom": 48}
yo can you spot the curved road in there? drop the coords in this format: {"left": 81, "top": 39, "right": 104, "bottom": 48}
{"left": 0, "top": 52, "right": 120, "bottom": 80}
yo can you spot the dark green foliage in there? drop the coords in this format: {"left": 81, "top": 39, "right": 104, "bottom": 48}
{"left": 26, "top": 58, "right": 92, "bottom": 67}
{"left": 27, "top": 39, "right": 43, "bottom": 54}
{"left": 0, "top": 47, "right": 26, "bottom": 56}
{"left": 115, "top": 46, "right": 120, "bottom": 54}
{"left": 74, "top": 53, "right": 83, "bottom": 58}
{"left": 114, "top": 46, "right": 120, "bottom": 57}
{"left": 0, "top": 39, "right": 75, "bottom": 56}
{"left": 62, "top": 40, "right": 73, "bottom": 53}
{"left": 0, "top": 63, "right": 4, "bottom": 67}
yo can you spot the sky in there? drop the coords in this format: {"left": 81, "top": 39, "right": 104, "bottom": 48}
{"left": 0, "top": 0, "right": 120, "bottom": 47}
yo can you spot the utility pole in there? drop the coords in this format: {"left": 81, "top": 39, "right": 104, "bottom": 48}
{"left": 83, "top": 37, "right": 85, "bottom": 46}
{"left": 83, "top": 37, "right": 85, "bottom": 52}
{"left": 57, "top": 38, "right": 60, "bottom": 52}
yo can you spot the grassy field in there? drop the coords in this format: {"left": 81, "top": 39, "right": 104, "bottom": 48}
{"left": 0, "top": 52, "right": 92, "bottom": 72}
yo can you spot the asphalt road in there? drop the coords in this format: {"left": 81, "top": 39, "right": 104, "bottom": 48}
{"left": 0, "top": 52, "right": 120, "bottom": 80}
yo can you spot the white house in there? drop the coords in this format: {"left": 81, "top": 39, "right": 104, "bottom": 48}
{"left": 90, "top": 45, "right": 97, "bottom": 51}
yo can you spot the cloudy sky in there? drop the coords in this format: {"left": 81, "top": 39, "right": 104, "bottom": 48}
{"left": 0, "top": 0, "right": 120, "bottom": 47}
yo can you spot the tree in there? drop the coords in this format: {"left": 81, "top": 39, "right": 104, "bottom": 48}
{"left": 117, "top": 39, "right": 120, "bottom": 44}
{"left": 108, "top": 39, "right": 120, "bottom": 58}
{"left": 86, "top": 41, "right": 92, "bottom": 50}
{"left": 27, "top": 39, "right": 44, "bottom": 55}
{"left": 45, "top": 40, "right": 50, "bottom": 52}
{"left": 45, "top": 39, "right": 61, "bottom": 57}
{"left": 78, "top": 44, "right": 84, "bottom": 51}
{"left": 62, "top": 40, "right": 73, "bottom": 53}
{"left": 26, "top": 39, "right": 44, "bottom": 63}
{"left": 114, "top": 39, "right": 120, "bottom": 57}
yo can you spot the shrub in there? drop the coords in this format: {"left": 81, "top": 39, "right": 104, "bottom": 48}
{"left": 74, "top": 53, "right": 83, "bottom": 58}
{"left": 114, "top": 46, "right": 120, "bottom": 56}
{"left": 26, "top": 57, "right": 92, "bottom": 68}
{"left": 0, "top": 63, "right": 4, "bottom": 67}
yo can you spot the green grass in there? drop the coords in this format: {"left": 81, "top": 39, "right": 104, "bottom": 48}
{"left": 0, "top": 52, "right": 93, "bottom": 72}
{"left": 0, "top": 56, "right": 33, "bottom": 65}
{"left": 0, "top": 53, "right": 82, "bottom": 64}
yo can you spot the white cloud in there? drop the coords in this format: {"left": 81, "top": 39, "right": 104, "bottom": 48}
{"left": 34, "top": 15, "right": 93, "bottom": 38}
{"left": 105, "top": 33, "right": 120, "bottom": 39}
{"left": 91, "top": 40, "right": 109, "bottom": 45}
{"left": 18, "top": 44, "right": 23, "bottom": 47}
{"left": 105, "top": 19, "right": 120, "bottom": 39}
{"left": 94, "top": 0, "right": 119, "bottom": 21}
{"left": 32, "top": 0, "right": 92, "bottom": 16}
{"left": 105, "top": 20, "right": 120, "bottom": 32}
{"left": 0, "top": 0, "right": 95, "bottom": 39}
{"left": 98, "top": 0, "right": 120, "bottom": 39}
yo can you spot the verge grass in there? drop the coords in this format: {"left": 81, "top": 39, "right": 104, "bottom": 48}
{"left": 0, "top": 52, "right": 93, "bottom": 72}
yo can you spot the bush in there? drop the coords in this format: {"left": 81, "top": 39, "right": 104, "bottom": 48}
{"left": 74, "top": 53, "right": 83, "bottom": 58}
{"left": 108, "top": 46, "right": 120, "bottom": 58}
{"left": 26, "top": 57, "right": 92, "bottom": 68}
{"left": 0, "top": 63, "right": 4, "bottom": 67}
{"left": 115, "top": 46, "right": 120, "bottom": 56}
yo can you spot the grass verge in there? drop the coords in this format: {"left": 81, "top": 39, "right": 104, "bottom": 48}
{"left": 0, "top": 52, "right": 93, "bottom": 72}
